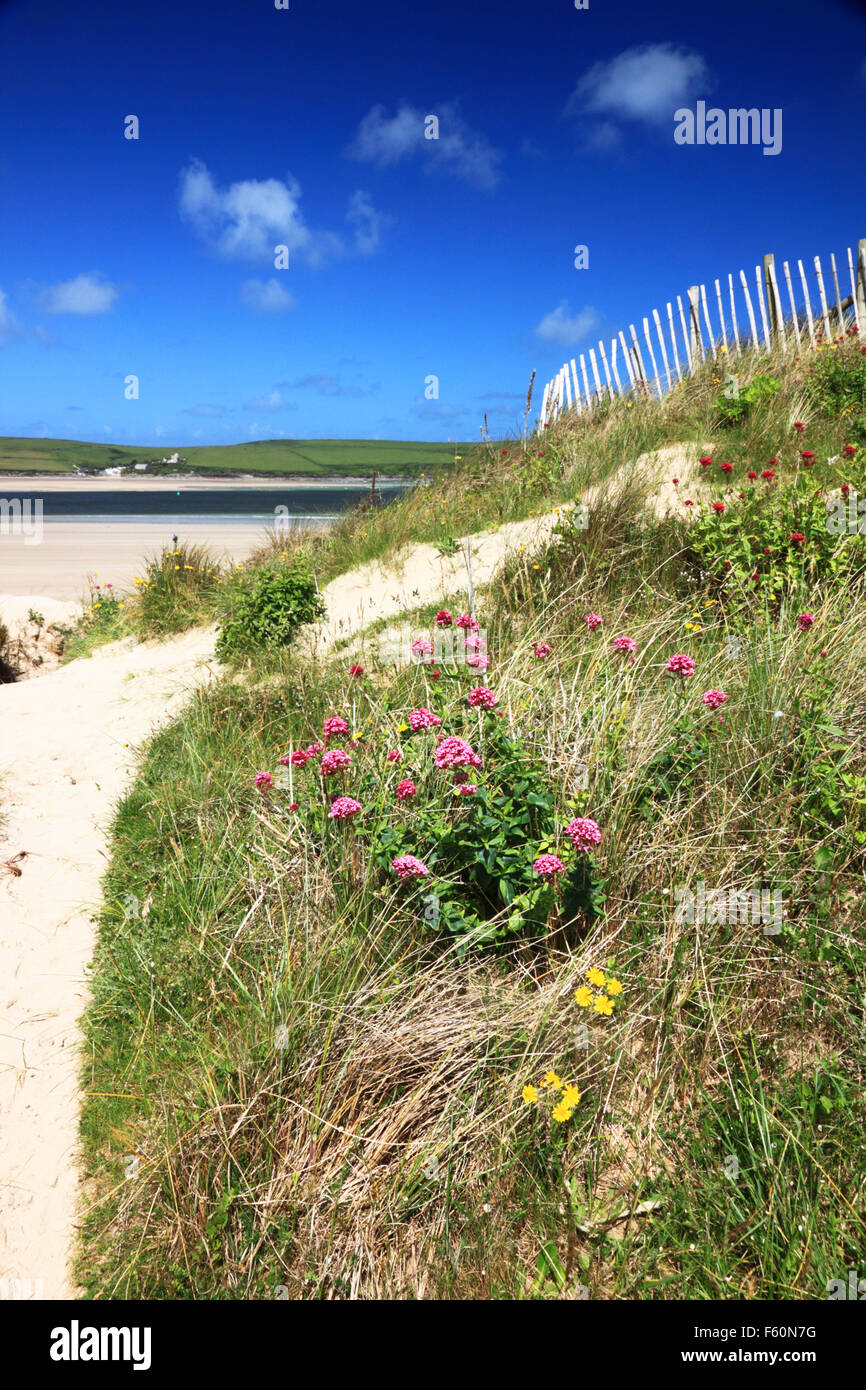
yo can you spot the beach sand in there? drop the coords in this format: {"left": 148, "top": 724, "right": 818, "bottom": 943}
{"left": 0, "top": 522, "right": 271, "bottom": 600}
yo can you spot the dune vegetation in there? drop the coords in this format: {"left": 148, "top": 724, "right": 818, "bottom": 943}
{"left": 75, "top": 328, "right": 866, "bottom": 1299}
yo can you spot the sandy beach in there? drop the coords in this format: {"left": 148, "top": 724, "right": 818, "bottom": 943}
{"left": 0, "top": 522, "right": 273, "bottom": 600}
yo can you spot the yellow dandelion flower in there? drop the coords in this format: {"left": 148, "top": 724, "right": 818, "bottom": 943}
{"left": 397, "top": 721, "right": 409, "bottom": 733}
{"left": 541, "top": 1070, "right": 562, "bottom": 1090}
{"left": 561, "top": 1084, "right": 581, "bottom": 1108}
{"left": 593, "top": 994, "right": 614, "bottom": 1016}
{"left": 522, "top": 1085, "right": 538, "bottom": 1104}
{"left": 574, "top": 986, "right": 594, "bottom": 1007}
{"left": 552, "top": 1102, "right": 573, "bottom": 1123}
{"left": 586, "top": 967, "right": 606, "bottom": 989}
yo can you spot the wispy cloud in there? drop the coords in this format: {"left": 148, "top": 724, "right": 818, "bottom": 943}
{"left": 535, "top": 303, "right": 600, "bottom": 347}
{"left": 0, "top": 288, "right": 23, "bottom": 345}
{"left": 182, "top": 404, "right": 227, "bottom": 418}
{"left": 279, "top": 373, "right": 379, "bottom": 398}
{"left": 567, "top": 44, "right": 709, "bottom": 144}
{"left": 241, "top": 389, "right": 296, "bottom": 413}
{"left": 346, "top": 103, "right": 503, "bottom": 189}
{"left": 38, "top": 272, "right": 120, "bottom": 315}
{"left": 240, "top": 278, "right": 296, "bottom": 313}
{"left": 179, "top": 159, "right": 383, "bottom": 264}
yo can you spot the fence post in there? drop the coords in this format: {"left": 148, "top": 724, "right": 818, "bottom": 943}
{"left": 762, "top": 254, "right": 779, "bottom": 342}
{"left": 856, "top": 238, "right": 866, "bottom": 332}
{"left": 688, "top": 285, "right": 703, "bottom": 362}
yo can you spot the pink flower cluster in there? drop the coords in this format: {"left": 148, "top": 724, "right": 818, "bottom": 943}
{"left": 434, "top": 736, "right": 482, "bottom": 769}
{"left": 467, "top": 685, "right": 498, "bottom": 709}
{"left": 565, "top": 817, "right": 602, "bottom": 852}
{"left": 391, "top": 854, "right": 430, "bottom": 880}
{"left": 321, "top": 748, "right": 352, "bottom": 775}
{"left": 533, "top": 642, "right": 552, "bottom": 659}
{"left": 533, "top": 853, "right": 566, "bottom": 879}
{"left": 666, "top": 653, "right": 696, "bottom": 677}
{"left": 797, "top": 613, "right": 815, "bottom": 631}
{"left": 408, "top": 707, "right": 442, "bottom": 731}
{"left": 411, "top": 638, "right": 434, "bottom": 658}
{"left": 386, "top": 748, "right": 403, "bottom": 763}
{"left": 466, "top": 653, "right": 491, "bottom": 670}
{"left": 584, "top": 613, "right": 603, "bottom": 630}
{"left": 328, "top": 796, "right": 362, "bottom": 820}
{"left": 612, "top": 636, "right": 637, "bottom": 654}
{"left": 456, "top": 613, "right": 479, "bottom": 631}
{"left": 435, "top": 609, "right": 453, "bottom": 627}
{"left": 254, "top": 771, "right": 274, "bottom": 790}
{"left": 701, "top": 689, "right": 729, "bottom": 710}
{"left": 284, "top": 743, "right": 323, "bottom": 766}
{"left": 453, "top": 783, "right": 477, "bottom": 796}
{"left": 395, "top": 779, "right": 417, "bottom": 800}
{"left": 323, "top": 716, "right": 349, "bottom": 739}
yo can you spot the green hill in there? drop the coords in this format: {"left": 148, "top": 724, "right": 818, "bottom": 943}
{"left": 0, "top": 435, "right": 468, "bottom": 477}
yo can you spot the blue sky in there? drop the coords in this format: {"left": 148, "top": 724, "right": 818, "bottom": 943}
{"left": 1, "top": 0, "right": 864, "bottom": 446}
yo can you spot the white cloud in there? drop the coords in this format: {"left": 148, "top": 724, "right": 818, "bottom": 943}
{"left": 240, "top": 278, "right": 296, "bottom": 313}
{"left": 179, "top": 159, "right": 382, "bottom": 265}
{"left": 182, "top": 404, "right": 226, "bottom": 418}
{"left": 567, "top": 44, "right": 709, "bottom": 126}
{"left": 38, "top": 272, "right": 119, "bottom": 315}
{"left": 242, "top": 389, "right": 295, "bottom": 413}
{"left": 535, "top": 303, "right": 600, "bottom": 347}
{"left": 0, "top": 288, "right": 22, "bottom": 344}
{"left": 346, "top": 103, "right": 503, "bottom": 189}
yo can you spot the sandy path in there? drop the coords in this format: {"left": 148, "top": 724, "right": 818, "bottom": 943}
{"left": 0, "top": 627, "right": 218, "bottom": 1298}
{"left": 0, "top": 499, "right": 579, "bottom": 1300}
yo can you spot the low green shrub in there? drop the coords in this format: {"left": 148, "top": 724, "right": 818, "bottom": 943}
{"left": 215, "top": 557, "right": 326, "bottom": 660}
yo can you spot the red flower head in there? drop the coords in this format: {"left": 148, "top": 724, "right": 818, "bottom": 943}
{"left": 790, "top": 532, "right": 806, "bottom": 545}
{"left": 794, "top": 422, "right": 805, "bottom": 433}
{"left": 843, "top": 444, "right": 856, "bottom": 458}
{"left": 699, "top": 456, "right": 713, "bottom": 468}
{"left": 435, "top": 609, "right": 453, "bottom": 627}
{"left": 747, "top": 471, "right": 758, "bottom": 480}
{"left": 761, "top": 469, "right": 776, "bottom": 481}
{"left": 712, "top": 501, "right": 726, "bottom": 513}
{"left": 800, "top": 451, "right": 815, "bottom": 465}
{"left": 720, "top": 462, "right": 733, "bottom": 474}
{"left": 349, "top": 664, "right": 364, "bottom": 678}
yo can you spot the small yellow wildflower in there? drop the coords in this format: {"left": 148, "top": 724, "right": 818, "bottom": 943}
{"left": 541, "top": 1070, "right": 562, "bottom": 1090}
{"left": 397, "top": 721, "right": 409, "bottom": 733}
{"left": 593, "top": 994, "right": 614, "bottom": 1016}
{"left": 552, "top": 1102, "right": 573, "bottom": 1123}
{"left": 606, "top": 976, "right": 623, "bottom": 996}
{"left": 586, "top": 967, "right": 606, "bottom": 989}
{"left": 574, "top": 986, "right": 594, "bottom": 1007}
{"left": 561, "top": 1084, "right": 581, "bottom": 1108}
{"left": 522, "top": 1085, "right": 538, "bottom": 1104}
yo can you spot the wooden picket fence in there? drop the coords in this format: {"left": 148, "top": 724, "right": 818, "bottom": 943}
{"left": 538, "top": 237, "right": 866, "bottom": 428}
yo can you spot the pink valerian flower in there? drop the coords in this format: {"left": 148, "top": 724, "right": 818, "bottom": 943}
{"left": 455, "top": 613, "right": 479, "bottom": 632}
{"left": 761, "top": 469, "right": 776, "bottom": 481}
{"left": 395, "top": 779, "right": 417, "bottom": 800}
{"left": 666, "top": 653, "right": 696, "bottom": 678}
{"left": 321, "top": 748, "right": 352, "bottom": 775}
{"left": 797, "top": 613, "right": 815, "bottom": 631}
{"left": 584, "top": 613, "right": 603, "bottom": 630}
{"left": 391, "top": 854, "right": 430, "bottom": 880}
{"left": 386, "top": 748, "right": 403, "bottom": 763}
{"left": 466, "top": 653, "right": 491, "bottom": 670}
{"left": 349, "top": 663, "right": 364, "bottom": 678}
{"left": 701, "top": 689, "right": 729, "bottom": 710}
{"left": 699, "top": 456, "right": 713, "bottom": 468}
{"left": 533, "top": 642, "right": 553, "bottom": 658}
{"left": 612, "top": 636, "right": 637, "bottom": 654}
{"left": 288, "top": 802, "right": 300, "bottom": 812}
{"left": 747, "top": 470, "right": 758, "bottom": 480}
{"left": 720, "top": 462, "right": 734, "bottom": 474}
{"left": 843, "top": 444, "right": 856, "bottom": 457}
{"left": 464, "top": 633, "right": 483, "bottom": 651}
{"left": 254, "top": 771, "right": 274, "bottom": 790}
{"left": 565, "top": 817, "right": 602, "bottom": 852}
{"left": 323, "top": 716, "right": 349, "bottom": 739}
{"left": 429, "top": 668, "right": 441, "bottom": 679}
{"left": 684, "top": 499, "right": 695, "bottom": 507}
{"left": 800, "top": 451, "right": 816, "bottom": 464}
{"left": 790, "top": 531, "right": 806, "bottom": 545}
{"left": 453, "top": 783, "right": 478, "bottom": 796}
{"left": 533, "top": 853, "right": 566, "bottom": 879}
{"left": 411, "top": 638, "right": 434, "bottom": 659}
{"left": 712, "top": 501, "right": 726, "bottom": 514}
{"left": 434, "top": 736, "right": 482, "bottom": 769}
{"left": 435, "top": 609, "right": 453, "bottom": 627}
{"left": 794, "top": 421, "right": 805, "bottom": 433}
{"left": 328, "top": 796, "right": 362, "bottom": 819}
{"left": 408, "top": 707, "right": 442, "bottom": 731}
{"left": 467, "top": 686, "right": 498, "bottom": 709}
